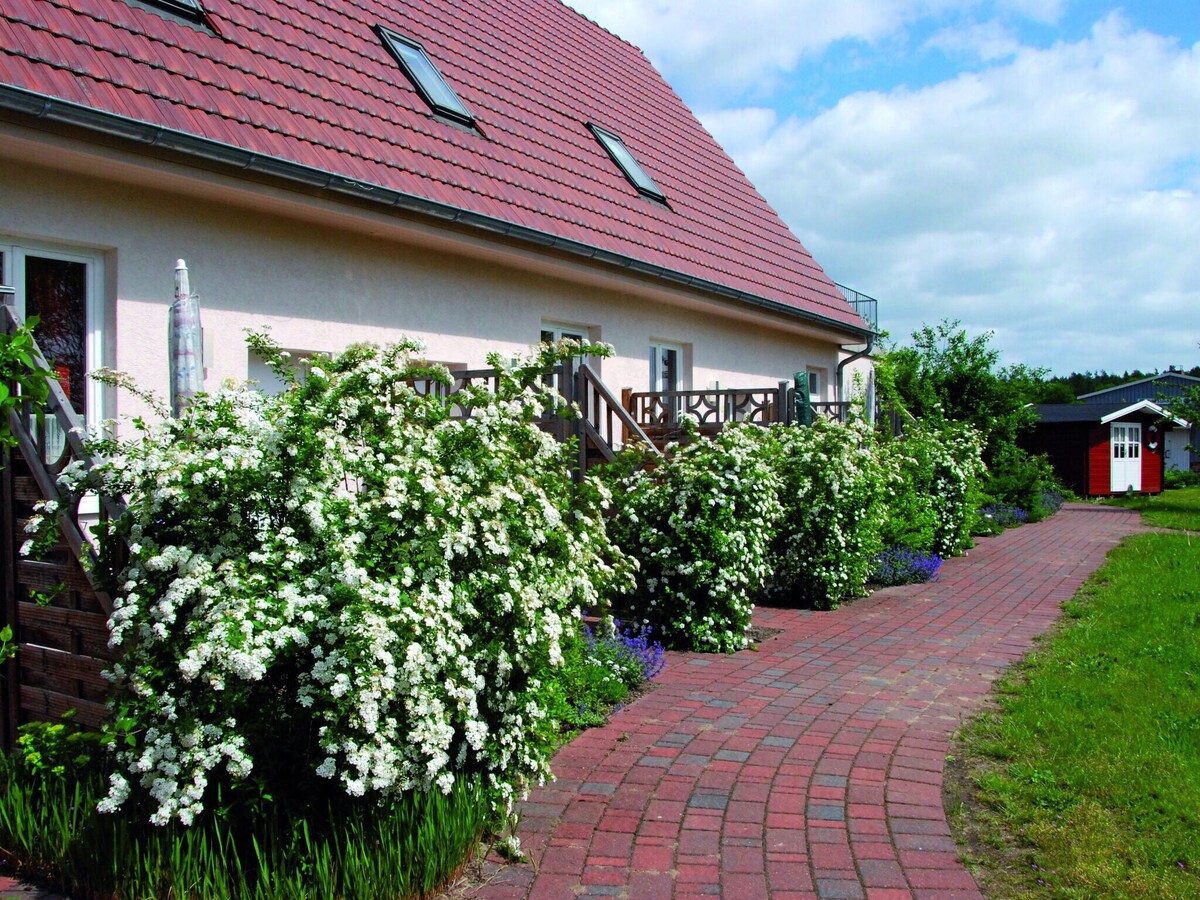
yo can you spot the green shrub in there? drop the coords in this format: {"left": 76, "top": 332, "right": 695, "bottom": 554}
{"left": 880, "top": 419, "right": 986, "bottom": 557}
{"left": 606, "top": 420, "right": 781, "bottom": 652}
{"left": 766, "top": 417, "right": 889, "bottom": 610}
{"left": 1164, "top": 468, "right": 1200, "bottom": 489}
{"left": 31, "top": 336, "right": 632, "bottom": 835}
{"left": 983, "top": 443, "right": 1061, "bottom": 522}
{"left": 543, "top": 619, "right": 665, "bottom": 731}
{"left": 0, "top": 315, "right": 52, "bottom": 452}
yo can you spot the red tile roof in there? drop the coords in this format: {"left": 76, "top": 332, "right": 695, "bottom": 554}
{"left": 0, "top": 0, "right": 867, "bottom": 333}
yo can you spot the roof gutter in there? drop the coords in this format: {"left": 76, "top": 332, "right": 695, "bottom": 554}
{"left": 0, "top": 84, "right": 871, "bottom": 342}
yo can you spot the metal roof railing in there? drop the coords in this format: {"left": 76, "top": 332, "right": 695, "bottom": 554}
{"left": 835, "top": 283, "right": 879, "bottom": 334}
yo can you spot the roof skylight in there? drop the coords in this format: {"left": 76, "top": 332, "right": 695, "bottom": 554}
{"left": 589, "top": 124, "right": 665, "bottom": 202}
{"left": 376, "top": 26, "right": 475, "bottom": 127}
{"left": 137, "top": 0, "right": 206, "bottom": 22}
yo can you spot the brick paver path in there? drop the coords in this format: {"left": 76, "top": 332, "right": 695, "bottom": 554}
{"left": 469, "top": 504, "right": 1145, "bottom": 900}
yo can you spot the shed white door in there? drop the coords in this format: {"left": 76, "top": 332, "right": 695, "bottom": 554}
{"left": 1110, "top": 422, "right": 1142, "bottom": 492}
{"left": 1164, "top": 429, "right": 1188, "bottom": 473}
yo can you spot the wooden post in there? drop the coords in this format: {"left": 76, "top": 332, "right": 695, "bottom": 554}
{"left": 1, "top": 445, "right": 17, "bottom": 748}
{"left": 621, "top": 388, "right": 633, "bottom": 445}
{"left": 573, "top": 367, "right": 586, "bottom": 480}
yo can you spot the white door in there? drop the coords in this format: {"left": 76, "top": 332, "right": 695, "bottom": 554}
{"left": 649, "top": 341, "right": 684, "bottom": 422}
{"left": 0, "top": 241, "right": 105, "bottom": 458}
{"left": 1110, "top": 422, "right": 1142, "bottom": 492}
{"left": 1164, "top": 429, "right": 1188, "bottom": 473}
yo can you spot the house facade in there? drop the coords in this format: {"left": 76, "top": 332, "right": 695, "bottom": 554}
{"left": 1078, "top": 373, "right": 1199, "bottom": 472}
{"left": 0, "top": 0, "right": 874, "bottom": 433}
{"left": 1024, "top": 401, "right": 1188, "bottom": 497}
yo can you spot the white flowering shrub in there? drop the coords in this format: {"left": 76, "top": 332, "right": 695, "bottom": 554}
{"left": 606, "top": 420, "right": 782, "bottom": 653}
{"left": 765, "top": 417, "right": 890, "bottom": 610}
{"left": 70, "top": 336, "right": 631, "bottom": 827}
{"left": 879, "top": 419, "right": 986, "bottom": 558}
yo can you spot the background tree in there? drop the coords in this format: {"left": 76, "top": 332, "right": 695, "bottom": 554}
{"left": 1165, "top": 345, "right": 1200, "bottom": 453}
{"left": 876, "top": 319, "right": 1061, "bottom": 517}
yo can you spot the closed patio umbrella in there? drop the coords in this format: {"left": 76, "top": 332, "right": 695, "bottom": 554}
{"left": 169, "top": 259, "right": 204, "bottom": 418}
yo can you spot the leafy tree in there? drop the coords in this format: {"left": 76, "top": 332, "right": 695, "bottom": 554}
{"left": 1165, "top": 346, "right": 1200, "bottom": 453}
{"left": 876, "top": 320, "right": 1059, "bottom": 516}
{"left": 876, "top": 320, "right": 1039, "bottom": 461}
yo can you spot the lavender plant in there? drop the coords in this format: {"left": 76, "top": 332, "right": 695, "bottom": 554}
{"left": 872, "top": 546, "right": 942, "bottom": 585}
{"left": 980, "top": 503, "right": 1029, "bottom": 528}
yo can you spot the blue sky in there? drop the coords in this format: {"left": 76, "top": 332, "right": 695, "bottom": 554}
{"left": 565, "top": 0, "right": 1200, "bottom": 375}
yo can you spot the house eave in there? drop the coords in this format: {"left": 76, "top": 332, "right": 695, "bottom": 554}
{"left": 1099, "top": 400, "right": 1189, "bottom": 427}
{"left": 0, "top": 84, "right": 872, "bottom": 344}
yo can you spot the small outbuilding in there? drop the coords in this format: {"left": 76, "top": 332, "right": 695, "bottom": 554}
{"left": 1023, "top": 401, "right": 1190, "bottom": 497}
{"left": 1077, "top": 372, "right": 1200, "bottom": 472}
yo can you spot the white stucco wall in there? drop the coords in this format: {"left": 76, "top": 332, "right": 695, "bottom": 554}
{"left": 1, "top": 146, "right": 861, "bottom": 430}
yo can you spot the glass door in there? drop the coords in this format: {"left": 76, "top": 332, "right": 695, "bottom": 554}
{"left": 4, "top": 241, "right": 104, "bottom": 459}
{"left": 649, "top": 341, "right": 683, "bottom": 422}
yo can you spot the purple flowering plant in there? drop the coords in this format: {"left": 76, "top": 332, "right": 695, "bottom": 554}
{"left": 872, "top": 545, "right": 942, "bottom": 586}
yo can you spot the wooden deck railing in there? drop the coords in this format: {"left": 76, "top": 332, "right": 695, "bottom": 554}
{"left": 576, "top": 364, "right": 662, "bottom": 469}
{"left": 2, "top": 303, "right": 127, "bottom": 746}
{"left": 623, "top": 384, "right": 867, "bottom": 445}
{"left": 626, "top": 383, "right": 791, "bottom": 430}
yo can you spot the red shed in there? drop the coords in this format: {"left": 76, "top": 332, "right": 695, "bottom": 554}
{"left": 1022, "top": 401, "right": 1190, "bottom": 497}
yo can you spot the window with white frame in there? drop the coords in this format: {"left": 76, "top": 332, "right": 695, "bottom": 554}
{"left": 807, "top": 366, "right": 825, "bottom": 402}
{"left": 541, "top": 320, "right": 600, "bottom": 371}
{"left": 248, "top": 347, "right": 315, "bottom": 395}
{"left": 1, "top": 240, "right": 105, "bottom": 442}
{"left": 649, "top": 341, "right": 685, "bottom": 393}
{"left": 540, "top": 322, "right": 590, "bottom": 346}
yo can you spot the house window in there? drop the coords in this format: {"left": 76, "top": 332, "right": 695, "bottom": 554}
{"left": 589, "top": 124, "right": 666, "bottom": 203}
{"left": 376, "top": 26, "right": 475, "bottom": 127}
{"left": 541, "top": 321, "right": 599, "bottom": 377}
{"left": 650, "top": 341, "right": 685, "bottom": 393}
{"left": 2, "top": 240, "right": 105, "bottom": 456}
{"left": 248, "top": 348, "right": 317, "bottom": 396}
{"left": 540, "top": 322, "right": 589, "bottom": 346}
{"left": 807, "top": 367, "right": 825, "bottom": 401}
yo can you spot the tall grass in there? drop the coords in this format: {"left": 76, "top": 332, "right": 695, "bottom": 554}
{"left": 951, "top": 496, "right": 1200, "bottom": 898}
{"left": 0, "top": 757, "right": 490, "bottom": 899}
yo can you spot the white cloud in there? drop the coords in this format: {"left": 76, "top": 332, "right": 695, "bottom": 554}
{"left": 565, "top": 0, "right": 965, "bottom": 98}
{"left": 925, "top": 20, "right": 1022, "bottom": 61}
{"left": 700, "top": 14, "right": 1200, "bottom": 371}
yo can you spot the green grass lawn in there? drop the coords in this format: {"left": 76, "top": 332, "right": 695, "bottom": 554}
{"left": 950, "top": 491, "right": 1200, "bottom": 898}
{"left": 1102, "top": 485, "right": 1200, "bottom": 531}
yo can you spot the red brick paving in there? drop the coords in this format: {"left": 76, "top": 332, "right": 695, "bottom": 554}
{"left": 0, "top": 505, "right": 1141, "bottom": 899}
{"left": 469, "top": 504, "right": 1144, "bottom": 899}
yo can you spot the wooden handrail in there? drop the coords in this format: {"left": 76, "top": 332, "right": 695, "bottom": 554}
{"left": 2, "top": 304, "right": 123, "bottom": 613}
{"left": 577, "top": 363, "right": 662, "bottom": 463}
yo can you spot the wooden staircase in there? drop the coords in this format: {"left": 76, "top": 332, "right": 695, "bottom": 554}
{"left": 1, "top": 304, "right": 124, "bottom": 748}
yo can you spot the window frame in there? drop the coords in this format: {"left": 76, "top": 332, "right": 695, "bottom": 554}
{"left": 375, "top": 26, "right": 476, "bottom": 128}
{"left": 588, "top": 124, "right": 666, "bottom": 203}
{"left": 649, "top": 340, "right": 685, "bottom": 393}
{"left": 127, "top": 0, "right": 207, "bottom": 25}
{"left": 3, "top": 240, "right": 106, "bottom": 429}
{"left": 806, "top": 366, "right": 825, "bottom": 401}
